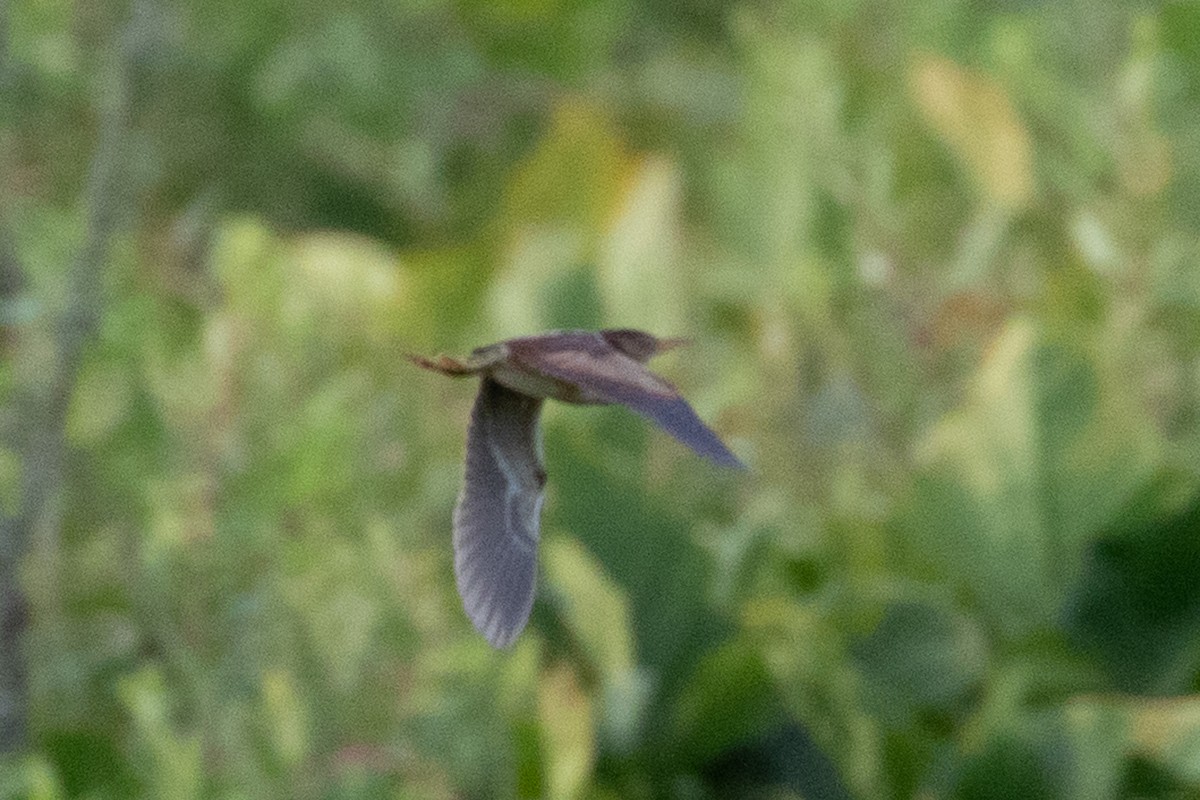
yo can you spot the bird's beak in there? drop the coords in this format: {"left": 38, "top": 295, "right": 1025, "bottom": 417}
{"left": 655, "top": 336, "right": 691, "bottom": 354}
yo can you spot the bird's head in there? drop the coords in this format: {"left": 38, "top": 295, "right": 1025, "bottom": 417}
{"left": 601, "top": 329, "right": 690, "bottom": 363}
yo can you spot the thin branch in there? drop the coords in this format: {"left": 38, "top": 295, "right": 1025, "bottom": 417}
{"left": 0, "top": 0, "right": 10, "bottom": 82}
{"left": 0, "top": 0, "right": 24, "bottom": 304}
{"left": 0, "top": 6, "right": 135, "bottom": 754}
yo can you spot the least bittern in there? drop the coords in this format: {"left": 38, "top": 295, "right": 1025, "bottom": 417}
{"left": 410, "top": 329, "right": 742, "bottom": 647}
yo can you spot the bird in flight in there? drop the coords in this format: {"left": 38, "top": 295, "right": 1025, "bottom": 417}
{"left": 409, "top": 328, "right": 744, "bottom": 648}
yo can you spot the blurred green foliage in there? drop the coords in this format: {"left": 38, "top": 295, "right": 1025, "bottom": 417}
{"left": 3, "top": 0, "right": 1200, "bottom": 798}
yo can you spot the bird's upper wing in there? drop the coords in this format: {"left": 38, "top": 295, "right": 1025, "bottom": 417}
{"left": 453, "top": 378, "right": 546, "bottom": 648}
{"left": 508, "top": 336, "right": 744, "bottom": 469}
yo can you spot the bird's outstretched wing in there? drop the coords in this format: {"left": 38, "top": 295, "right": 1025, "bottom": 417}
{"left": 509, "top": 336, "right": 744, "bottom": 469}
{"left": 453, "top": 378, "right": 547, "bottom": 648}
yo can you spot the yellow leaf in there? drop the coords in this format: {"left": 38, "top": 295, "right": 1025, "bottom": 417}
{"left": 262, "top": 669, "right": 310, "bottom": 768}
{"left": 488, "top": 101, "right": 634, "bottom": 333}
{"left": 910, "top": 56, "right": 1034, "bottom": 209}
{"left": 538, "top": 663, "right": 595, "bottom": 800}
{"left": 1066, "top": 696, "right": 1200, "bottom": 785}
{"left": 1128, "top": 696, "right": 1200, "bottom": 782}
{"left": 597, "top": 155, "right": 685, "bottom": 333}
{"left": 500, "top": 100, "right": 629, "bottom": 233}
{"left": 286, "top": 231, "right": 408, "bottom": 340}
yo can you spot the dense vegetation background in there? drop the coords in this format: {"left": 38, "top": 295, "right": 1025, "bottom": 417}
{"left": 2, "top": 1, "right": 1200, "bottom": 798}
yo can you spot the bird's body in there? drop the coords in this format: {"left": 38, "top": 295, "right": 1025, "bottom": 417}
{"left": 410, "top": 329, "right": 742, "bottom": 648}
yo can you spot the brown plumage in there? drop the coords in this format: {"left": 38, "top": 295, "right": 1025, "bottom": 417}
{"left": 410, "top": 329, "right": 743, "bottom": 648}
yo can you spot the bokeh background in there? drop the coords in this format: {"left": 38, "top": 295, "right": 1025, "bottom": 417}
{"left": 3, "top": 1, "right": 1200, "bottom": 798}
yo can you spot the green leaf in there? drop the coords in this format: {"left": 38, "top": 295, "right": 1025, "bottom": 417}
{"left": 902, "top": 319, "right": 1161, "bottom": 636}
{"left": 116, "top": 669, "right": 204, "bottom": 800}
{"left": 0, "top": 755, "right": 64, "bottom": 800}
{"left": 667, "top": 643, "right": 781, "bottom": 766}
{"left": 546, "top": 428, "right": 730, "bottom": 734}
{"left": 952, "top": 734, "right": 1057, "bottom": 800}
{"left": 541, "top": 535, "right": 635, "bottom": 680}
{"left": 851, "top": 600, "right": 987, "bottom": 726}
{"left": 1065, "top": 493, "right": 1200, "bottom": 693}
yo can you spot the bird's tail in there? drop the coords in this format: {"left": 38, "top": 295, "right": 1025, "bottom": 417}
{"left": 403, "top": 352, "right": 476, "bottom": 376}
{"left": 656, "top": 336, "right": 692, "bottom": 353}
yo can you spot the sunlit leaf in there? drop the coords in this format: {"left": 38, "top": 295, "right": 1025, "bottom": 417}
{"left": 541, "top": 536, "right": 635, "bottom": 679}
{"left": 285, "top": 230, "right": 409, "bottom": 342}
{"left": 537, "top": 663, "right": 595, "bottom": 800}
{"left": 261, "top": 669, "right": 310, "bottom": 768}
{"left": 65, "top": 361, "right": 132, "bottom": 444}
{"left": 116, "top": 670, "right": 203, "bottom": 800}
{"left": 910, "top": 56, "right": 1034, "bottom": 209}
{"left": 499, "top": 101, "right": 628, "bottom": 233}
{"left": 906, "top": 319, "right": 1160, "bottom": 635}
{"left": 487, "top": 101, "right": 633, "bottom": 334}
{"left": 0, "top": 755, "right": 63, "bottom": 800}
{"left": 597, "top": 155, "right": 685, "bottom": 333}
{"left": 542, "top": 536, "right": 651, "bottom": 755}
{"left": 1128, "top": 697, "right": 1200, "bottom": 784}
